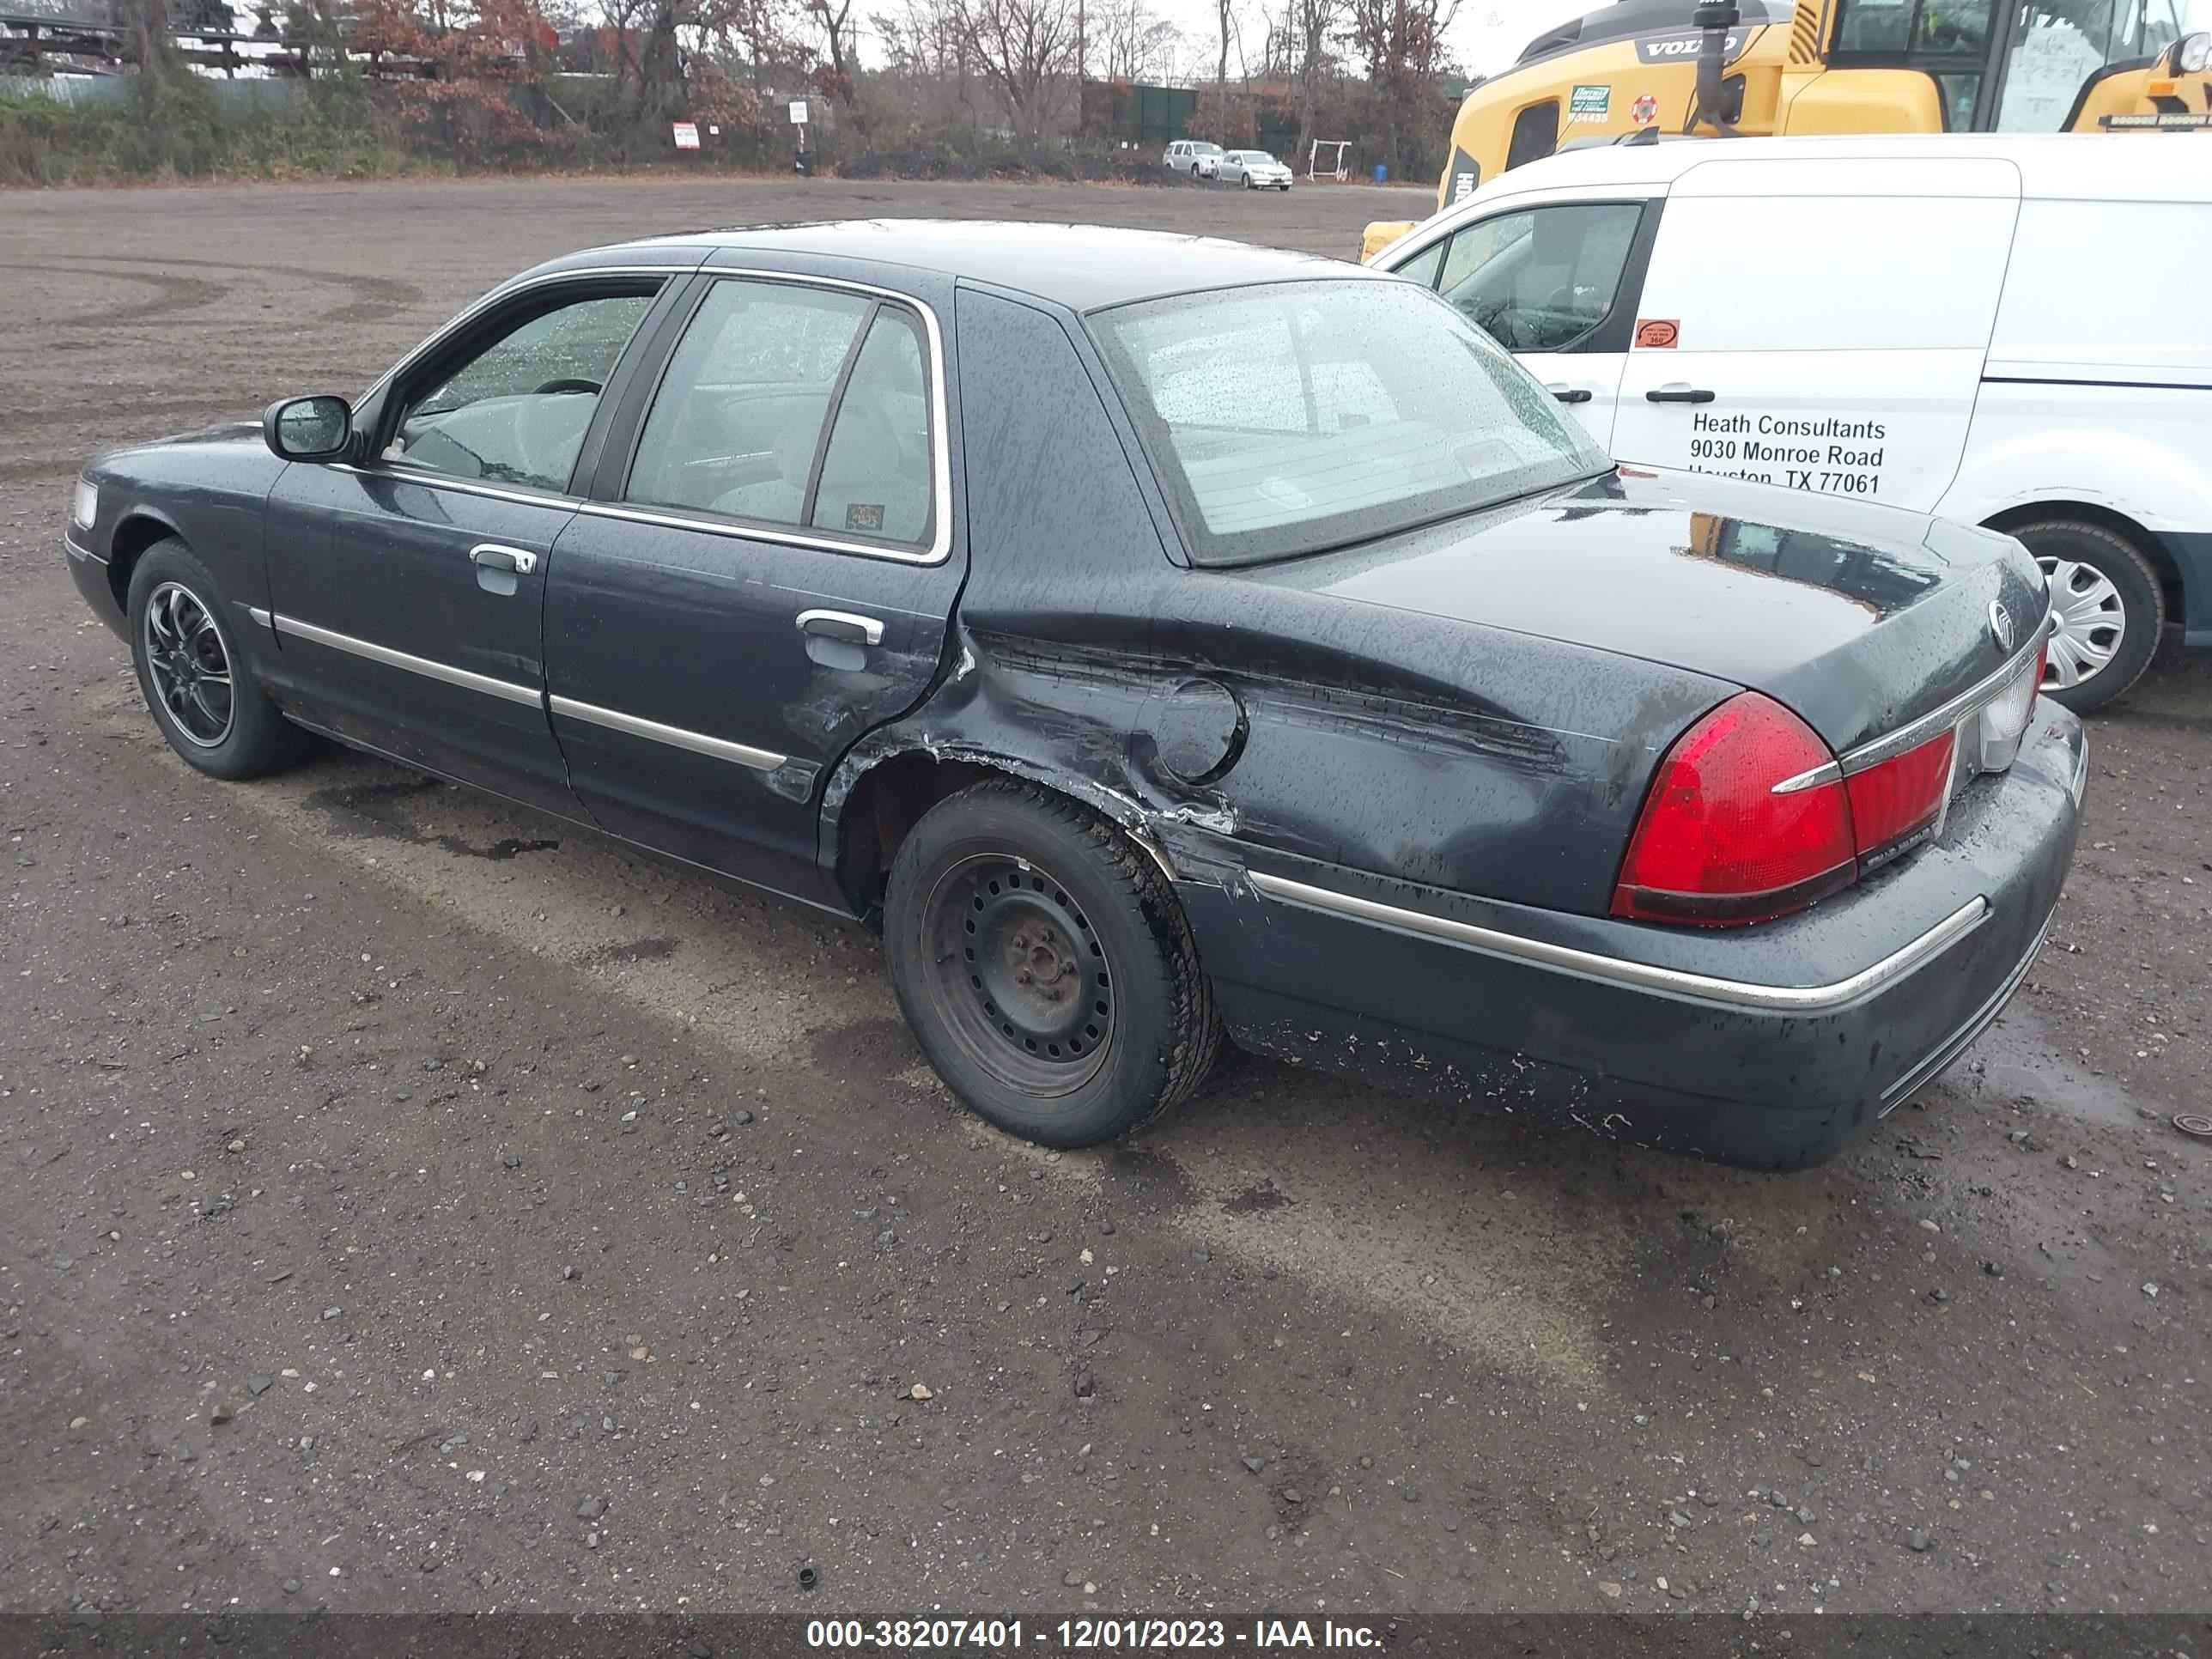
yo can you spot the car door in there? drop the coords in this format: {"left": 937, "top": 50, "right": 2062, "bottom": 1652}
{"left": 542, "top": 264, "right": 964, "bottom": 904}
{"left": 262, "top": 274, "right": 684, "bottom": 814}
{"left": 1609, "top": 156, "right": 2024, "bottom": 510}
{"left": 1389, "top": 196, "right": 1660, "bottom": 448}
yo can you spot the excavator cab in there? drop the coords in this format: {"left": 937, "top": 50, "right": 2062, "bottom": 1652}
{"left": 1360, "top": 0, "right": 2211, "bottom": 261}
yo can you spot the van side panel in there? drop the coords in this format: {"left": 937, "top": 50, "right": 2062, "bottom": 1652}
{"left": 1986, "top": 200, "right": 2212, "bottom": 386}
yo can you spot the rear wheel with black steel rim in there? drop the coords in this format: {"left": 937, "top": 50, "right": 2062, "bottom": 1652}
{"left": 2008, "top": 518, "right": 2166, "bottom": 714}
{"left": 884, "top": 779, "right": 1222, "bottom": 1147}
{"left": 127, "top": 538, "right": 321, "bottom": 780}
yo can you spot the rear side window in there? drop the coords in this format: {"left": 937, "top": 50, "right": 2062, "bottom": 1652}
{"left": 1092, "top": 278, "right": 1608, "bottom": 567}
{"left": 626, "top": 277, "right": 934, "bottom": 549}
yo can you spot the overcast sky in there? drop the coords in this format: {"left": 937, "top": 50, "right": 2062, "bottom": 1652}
{"left": 1123, "top": 0, "right": 1598, "bottom": 82}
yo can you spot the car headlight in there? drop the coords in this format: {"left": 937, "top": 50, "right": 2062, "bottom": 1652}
{"left": 2174, "top": 29, "right": 2209, "bottom": 71}
{"left": 72, "top": 477, "right": 98, "bottom": 530}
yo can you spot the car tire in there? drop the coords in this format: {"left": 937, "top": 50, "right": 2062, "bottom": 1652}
{"left": 126, "top": 538, "right": 321, "bottom": 780}
{"left": 2008, "top": 518, "right": 2165, "bottom": 714}
{"left": 884, "top": 778, "right": 1223, "bottom": 1148}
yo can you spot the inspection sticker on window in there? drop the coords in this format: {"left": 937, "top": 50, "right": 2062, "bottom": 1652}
{"left": 1569, "top": 83, "right": 1611, "bottom": 123}
{"left": 845, "top": 502, "right": 886, "bottom": 533}
{"left": 1634, "top": 319, "right": 1680, "bottom": 349}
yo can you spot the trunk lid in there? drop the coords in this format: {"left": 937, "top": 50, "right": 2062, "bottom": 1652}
{"left": 1243, "top": 471, "right": 2047, "bottom": 757}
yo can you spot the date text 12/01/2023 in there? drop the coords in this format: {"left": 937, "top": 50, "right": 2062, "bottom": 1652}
{"left": 804, "top": 1618, "right": 1385, "bottom": 1649}
{"left": 1686, "top": 410, "right": 1891, "bottom": 496}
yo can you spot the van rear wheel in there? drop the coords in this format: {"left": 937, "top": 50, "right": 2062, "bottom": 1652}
{"left": 2008, "top": 519, "right": 2164, "bottom": 714}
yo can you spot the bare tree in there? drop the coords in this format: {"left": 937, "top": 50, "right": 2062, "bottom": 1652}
{"left": 1349, "top": 0, "right": 1455, "bottom": 175}
{"left": 948, "top": 0, "right": 1079, "bottom": 137}
{"left": 1214, "top": 0, "right": 1227, "bottom": 82}
{"left": 1288, "top": 0, "right": 1340, "bottom": 162}
{"left": 1091, "top": 0, "right": 1177, "bottom": 81}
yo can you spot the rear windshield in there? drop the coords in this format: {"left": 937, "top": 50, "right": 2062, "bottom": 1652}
{"left": 1091, "top": 279, "right": 1608, "bottom": 567}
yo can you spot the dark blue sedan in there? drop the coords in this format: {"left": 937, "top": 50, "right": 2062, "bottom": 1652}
{"left": 63, "top": 222, "right": 2084, "bottom": 1166}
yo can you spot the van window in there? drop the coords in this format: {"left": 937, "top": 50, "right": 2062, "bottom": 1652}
{"left": 1635, "top": 177, "right": 2018, "bottom": 354}
{"left": 1430, "top": 202, "right": 1644, "bottom": 352}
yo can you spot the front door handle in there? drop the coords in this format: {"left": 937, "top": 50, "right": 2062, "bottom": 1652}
{"left": 796, "top": 609, "right": 884, "bottom": 647}
{"left": 1645, "top": 385, "right": 1716, "bottom": 404}
{"left": 1546, "top": 385, "right": 1594, "bottom": 404}
{"left": 470, "top": 544, "right": 539, "bottom": 574}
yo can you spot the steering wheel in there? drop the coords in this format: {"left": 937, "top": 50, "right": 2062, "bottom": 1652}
{"left": 532, "top": 377, "right": 603, "bottom": 397}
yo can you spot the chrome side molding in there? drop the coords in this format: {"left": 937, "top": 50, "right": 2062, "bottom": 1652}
{"left": 548, "top": 695, "right": 787, "bottom": 773}
{"left": 1249, "top": 870, "right": 1989, "bottom": 1013}
{"left": 268, "top": 612, "right": 542, "bottom": 707}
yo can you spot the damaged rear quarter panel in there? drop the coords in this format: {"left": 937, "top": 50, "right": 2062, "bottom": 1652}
{"left": 823, "top": 283, "right": 1735, "bottom": 919}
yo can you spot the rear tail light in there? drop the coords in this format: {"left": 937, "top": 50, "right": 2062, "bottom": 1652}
{"left": 1611, "top": 693, "right": 1857, "bottom": 926}
{"left": 1613, "top": 691, "right": 1970, "bottom": 927}
{"left": 1844, "top": 728, "right": 1954, "bottom": 866}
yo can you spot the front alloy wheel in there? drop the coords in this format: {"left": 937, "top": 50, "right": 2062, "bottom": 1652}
{"left": 142, "top": 580, "right": 235, "bottom": 748}
{"left": 126, "top": 537, "right": 321, "bottom": 779}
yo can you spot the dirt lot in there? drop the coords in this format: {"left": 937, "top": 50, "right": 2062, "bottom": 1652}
{"left": 2, "top": 177, "right": 2209, "bottom": 1622}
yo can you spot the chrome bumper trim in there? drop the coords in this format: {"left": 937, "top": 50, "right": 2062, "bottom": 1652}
{"left": 549, "top": 695, "right": 787, "bottom": 773}
{"left": 1249, "top": 870, "right": 1990, "bottom": 1013}
{"left": 64, "top": 534, "right": 103, "bottom": 564}
{"left": 1838, "top": 611, "right": 2053, "bottom": 775}
{"left": 269, "top": 612, "right": 543, "bottom": 708}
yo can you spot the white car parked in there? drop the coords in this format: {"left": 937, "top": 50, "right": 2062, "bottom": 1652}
{"left": 1163, "top": 140, "right": 1224, "bottom": 179}
{"left": 1218, "top": 149, "right": 1293, "bottom": 191}
{"left": 1367, "top": 133, "right": 2212, "bottom": 711}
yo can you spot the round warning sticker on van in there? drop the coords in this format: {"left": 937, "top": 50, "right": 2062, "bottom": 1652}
{"left": 1634, "top": 319, "right": 1680, "bottom": 349}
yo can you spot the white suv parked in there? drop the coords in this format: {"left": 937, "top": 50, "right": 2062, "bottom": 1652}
{"left": 1368, "top": 133, "right": 2212, "bottom": 710}
{"left": 1163, "top": 141, "right": 1223, "bottom": 179}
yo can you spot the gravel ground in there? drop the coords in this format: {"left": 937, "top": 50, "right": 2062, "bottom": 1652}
{"left": 0, "top": 176, "right": 2208, "bottom": 1620}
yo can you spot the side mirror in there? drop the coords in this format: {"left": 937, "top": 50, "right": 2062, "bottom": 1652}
{"left": 264, "top": 395, "right": 354, "bottom": 463}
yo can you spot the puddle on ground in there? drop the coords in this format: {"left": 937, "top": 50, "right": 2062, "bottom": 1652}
{"left": 1972, "top": 1005, "right": 2142, "bottom": 1129}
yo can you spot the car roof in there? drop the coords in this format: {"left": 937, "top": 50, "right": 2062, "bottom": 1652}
{"left": 1455, "top": 132, "right": 2212, "bottom": 205}
{"left": 542, "top": 219, "right": 1368, "bottom": 313}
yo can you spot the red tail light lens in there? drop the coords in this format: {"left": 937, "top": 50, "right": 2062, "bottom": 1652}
{"left": 1611, "top": 693, "right": 1857, "bottom": 926}
{"left": 1844, "top": 729, "right": 1955, "bottom": 865}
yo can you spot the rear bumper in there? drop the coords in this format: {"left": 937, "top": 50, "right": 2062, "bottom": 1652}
{"left": 1173, "top": 702, "right": 2086, "bottom": 1170}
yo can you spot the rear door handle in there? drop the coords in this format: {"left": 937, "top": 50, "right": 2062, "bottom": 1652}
{"left": 1546, "top": 385, "right": 1594, "bottom": 404}
{"left": 469, "top": 544, "right": 539, "bottom": 574}
{"left": 1645, "top": 385, "right": 1715, "bottom": 404}
{"left": 796, "top": 609, "right": 884, "bottom": 647}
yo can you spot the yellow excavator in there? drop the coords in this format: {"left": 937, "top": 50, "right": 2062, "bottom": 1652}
{"left": 1362, "top": 0, "right": 2212, "bottom": 257}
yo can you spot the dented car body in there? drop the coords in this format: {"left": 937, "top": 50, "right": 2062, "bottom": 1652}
{"left": 64, "top": 222, "right": 2085, "bottom": 1168}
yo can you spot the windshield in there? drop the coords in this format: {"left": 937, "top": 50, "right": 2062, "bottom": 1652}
{"left": 1194, "top": 143, "right": 1223, "bottom": 155}
{"left": 1244, "top": 152, "right": 1278, "bottom": 164}
{"left": 1091, "top": 279, "right": 1610, "bottom": 568}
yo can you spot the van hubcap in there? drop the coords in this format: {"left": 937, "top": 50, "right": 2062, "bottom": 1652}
{"left": 143, "top": 582, "right": 234, "bottom": 747}
{"left": 2039, "top": 556, "right": 2123, "bottom": 690}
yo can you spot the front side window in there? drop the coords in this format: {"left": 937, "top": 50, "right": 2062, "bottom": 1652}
{"left": 1092, "top": 278, "right": 1608, "bottom": 567}
{"left": 1431, "top": 201, "right": 1644, "bottom": 352}
{"left": 387, "top": 289, "right": 657, "bottom": 492}
{"left": 627, "top": 277, "right": 934, "bottom": 548}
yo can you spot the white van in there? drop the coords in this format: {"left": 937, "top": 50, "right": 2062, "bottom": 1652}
{"left": 1366, "top": 133, "right": 2212, "bottom": 711}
